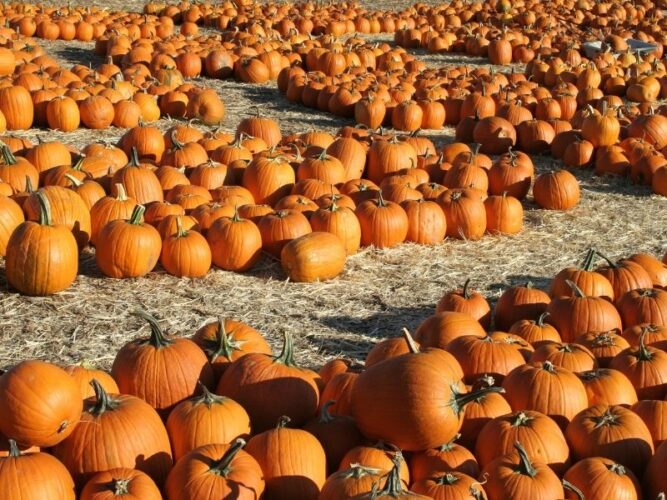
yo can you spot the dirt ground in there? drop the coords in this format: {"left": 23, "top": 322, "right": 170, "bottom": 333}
{"left": 0, "top": 1, "right": 666, "bottom": 370}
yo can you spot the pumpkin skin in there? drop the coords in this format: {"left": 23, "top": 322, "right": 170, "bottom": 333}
{"left": 563, "top": 458, "right": 640, "bottom": 500}
{"left": 509, "top": 312, "right": 561, "bottom": 346}
{"left": 207, "top": 210, "right": 263, "bottom": 272}
{"left": 438, "top": 188, "right": 486, "bottom": 240}
{"left": 319, "top": 465, "right": 386, "bottom": 500}
{"left": 217, "top": 333, "right": 320, "bottom": 432}
{"left": 0, "top": 440, "right": 75, "bottom": 499}
{"left": 0, "top": 195, "right": 23, "bottom": 256}
{"left": 160, "top": 217, "right": 211, "bottom": 278}
{"left": 96, "top": 205, "right": 162, "bottom": 279}
{"left": 6, "top": 191, "right": 79, "bottom": 296}
{"left": 245, "top": 417, "right": 326, "bottom": 500}
{"left": 90, "top": 184, "right": 137, "bottom": 246}
{"left": 475, "top": 410, "right": 570, "bottom": 475}
{"left": 411, "top": 471, "right": 488, "bottom": 500}
{"left": 482, "top": 442, "right": 564, "bottom": 500}
{"left": 310, "top": 202, "right": 361, "bottom": 255}
{"left": 80, "top": 468, "right": 162, "bottom": 500}
{"left": 0, "top": 85, "right": 34, "bottom": 130}
{"left": 237, "top": 115, "right": 281, "bottom": 148}
{"left": 415, "top": 311, "right": 486, "bottom": 348}
{"left": 595, "top": 256, "right": 654, "bottom": 303}
{"left": 459, "top": 376, "right": 513, "bottom": 450}
{"left": 257, "top": 209, "right": 312, "bottom": 258}
{"left": 165, "top": 439, "right": 265, "bottom": 500}
{"left": 495, "top": 284, "right": 550, "bottom": 331}
{"left": 409, "top": 436, "right": 479, "bottom": 482}
{"left": 281, "top": 231, "right": 347, "bottom": 282}
{"left": 565, "top": 404, "right": 654, "bottom": 476}
{"left": 617, "top": 288, "right": 667, "bottom": 327}
{"left": 530, "top": 342, "right": 597, "bottom": 373}
{"left": 609, "top": 337, "right": 667, "bottom": 400}
{"left": 631, "top": 399, "right": 667, "bottom": 448}
{"left": 52, "top": 381, "right": 173, "bottom": 488}
{"left": 355, "top": 192, "right": 409, "bottom": 248}
{"left": 63, "top": 364, "right": 119, "bottom": 400}
{"left": 111, "top": 310, "right": 214, "bottom": 417}
{"left": 533, "top": 170, "right": 580, "bottom": 210}
{"left": 436, "top": 279, "right": 491, "bottom": 329}
{"left": 502, "top": 361, "right": 589, "bottom": 428}
{"left": 445, "top": 334, "right": 526, "bottom": 384}
{"left": 340, "top": 444, "right": 411, "bottom": 486}
{"left": 166, "top": 386, "right": 251, "bottom": 461}
{"left": 551, "top": 248, "right": 615, "bottom": 301}
{"left": 0, "top": 360, "right": 82, "bottom": 448}
{"left": 627, "top": 253, "right": 667, "bottom": 289}
{"left": 645, "top": 441, "right": 667, "bottom": 498}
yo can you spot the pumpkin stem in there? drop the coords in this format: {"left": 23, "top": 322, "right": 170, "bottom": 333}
{"left": 450, "top": 384, "right": 505, "bottom": 415}
{"left": 376, "top": 451, "right": 409, "bottom": 496}
{"left": 401, "top": 328, "right": 420, "bottom": 354}
{"left": 175, "top": 216, "right": 188, "bottom": 238}
{"left": 581, "top": 248, "right": 598, "bottom": 271}
{"left": 209, "top": 438, "right": 246, "bottom": 476}
{"left": 636, "top": 327, "right": 653, "bottom": 361}
{"left": 131, "top": 309, "right": 173, "bottom": 348}
{"left": 7, "top": 439, "right": 20, "bottom": 458}
{"left": 114, "top": 183, "right": 128, "bottom": 201}
{"left": 607, "top": 463, "right": 628, "bottom": 476}
{"left": 231, "top": 206, "right": 242, "bottom": 222}
{"left": 511, "top": 411, "right": 533, "bottom": 427}
{"left": 376, "top": 189, "right": 387, "bottom": 207}
{"left": 514, "top": 441, "right": 537, "bottom": 477}
{"left": 275, "top": 331, "right": 296, "bottom": 367}
{"left": 24, "top": 176, "right": 34, "bottom": 194}
{"left": 64, "top": 174, "right": 84, "bottom": 188}
{"left": 128, "top": 204, "right": 145, "bottom": 225}
{"left": 170, "top": 129, "right": 185, "bottom": 150}
{"left": 194, "top": 381, "right": 224, "bottom": 408}
{"left": 36, "top": 191, "right": 53, "bottom": 226}
{"left": 438, "top": 433, "right": 461, "bottom": 452}
{"left": 565, "top": 279, "right": 586, "bottom": 298}
{"left": 318, "top": 400, "right": 336, "bottom": 423}
{"left": 435, "top": 473, "right": 459, "bottom": 485}
{"left": 595, "top": 251, "right": 617, "bottom": 269}
{"left": 89, "top": 379, "right": 119, "bottom": 416}
{"left": 129, "top": 147, "right": 142, "bottom": 167}
{"left": 562, "top": 479, "right": 585, "bottom": 500}
{"left": 542, "top": 360, "right": 557, "bottom": 373}
{"left": 209, "top": 318, "right": 242, "bottom": 361}
{"left": 0, "top": 144, "right": 18, "bottom": 165}
{"left": 113, "top": 479, "right": 130, "bottom": 495}
{"left": 536, "top": 311, "right": 549, "bottom": 326}
{"left": 462, "top": 278, "right": 472, "bottom": 299}
{"left": 276, "top": 415, "right": 291, "bottom": 428}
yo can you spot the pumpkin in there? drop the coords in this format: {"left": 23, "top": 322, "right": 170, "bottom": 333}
{"left": 595, "top": 254, "right": 654, "bottom": 302}
{"left": 217, "top": 332, "right": 320, "bottom": 431}
{"left": 257, "top": 209, "right": 311, "bottom": 258}
{"left": 487, "top": 149, "right": 534, "bottom": 200}
{"left": 352, "top": 452, "right": 429, "bottom": 500}
{"left": 243, "top": 155, "right": 295, "bottom": 206}
{"left": 245, "top": 416, "right": 326, "bottom": 500}
{"left": 473, "top": 116, "right": 516, "bottom": 154}
{"left": 52, "top": 380, "right": 173, "bottom": 488}
{"left": 509, "top": 312, "right": 561, "bottom": 346}
{"left": 532, "top": 170, "right": 580, "bottom": 210}
{"left": 165, "top": 439, "right": 265, "bottom": 500}
{"left": 411, "top": 471, "right": 488, "bottom": 500}
{"left": 577, "top": 368, "right": 638, "bottom": 407}
{"left": 609, "top": 331, "right": 667, "bottom": 399}
{"left": 481, "top": 442, "right": 564, "bottom": 500}
{"left": 281, "top": 231, "right": 347, "bottom": 282}
{"left": 437, "top": 188, "right": 486, "bottom": 240}
{"left": 46, "top": 96, "right": 80, "bottom": 132}
{"left": 484, "top": 193, "right": 523, "bottom": 235}
{"left": 631, "top": 399, "right": 667, "bottom": 447}
{"left": 111, "top": 310, "right": 214, "bottom": 417}
{"left": 319, "top": 465, "right": 387, "bottom": 500}
{"left": 166, "top": 384, "right": 251, "bottom": 461}
{"left": 5, "top": 191, "right": 78, "bottom": 296}
{"left": 80, "top": 468, "right": 162, "bottom": 500}
{"left": 187, "top": 89, "right": 225, "bottom": 125}
{"left": 502, "top": 361, "right": 589, "bottom": 428}
{"left": 310, "top": 201, "right": 361, "bottom": 255}
{"left": 0, "top": 143, "right": 39, "bottom": 193}
{"left": 80, "top": 95, "right": 114, "bottom": 129}
{"left": 565, "top": 404, "right": 654, "bottom": 475}
{"left": 0, "top": 195, "right": 23, "bottom": 256}
{"left": 550, "top": 249, "right": 615, "bottom": 301}
{"left": 415, "top": 311, "right": 486, "bottom": 348}
{"left": 159, "top": 216, "right": 211, "bottom": 278}
{"left": 530, "top": 342, "right": 597, "bottom": 373}
{"left": 0, "top": 439, "right": 75, "bottom": 499}
{"left": 495, "top": 283, "right": 550, "bottom": 331}
{"left": 645, "top": 441, "right": 667, "bottom": 498}
{"left": 206, "top": 208, "right": 263, "bottom": 272}
{"left": 96, "top": 205, "right": 162, "bottom": 278}
{"left": 0, "top": 85, "right": 34, "bottom": 129}
{"left": 563, "top": 458, "right": 640, "bottom": 500}
{"left": 90, "top": 184, "right": 137, "bottom": 245}
{"left": 112, "top": 149, "right": 164, "bottom": 204}
{"left": 237, "top": 113, "right": 282, "bottom": 148}
{"left": 340, "top": 443, "right": 410, "bottom": 485}
{"left": 445, "top": 334, "right": 526, "bottom": 384}
{"left": 0, "top": 360, "right": 81, "bottom": 448}
{"left": 63, "top": 363, "right": 119, "bottom": 400}
{"left": 576, "top": 330, "right": 630, "bottom": 367}
{"left": 436, "top": 279, "right": 491, "bottom": 329}
{"left": 617, "top": 288, "right": 667, "bottom": 327}
{"left": 367, "top": 137, "right": 418, "bottom": 185}
{"left": 409, "top": 434, "right": 479, "bottom": 481}
{"left": 459, "top": 375, "right": 513, "bottom": 449}
{"left": 622, "top": 323, "right": 667, "bottom": 347}
{"left": 627, "top": 253, "right": 667, "bottom": 289}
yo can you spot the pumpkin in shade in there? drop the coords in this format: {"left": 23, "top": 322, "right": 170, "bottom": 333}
{"left": 165, "top": 438, "right": 265, "bottom": 500}
{"left": 217, "top": 332, "right": 320, "bottom": 432}
{"left": 627, "top": 253, "right": 667, "bottom": 289}
{"left": 473, "top": 116, "right": 517, "bottom": 154}
{"left": 207, "top": 208, "right": 263, "bottom": 272}
{"left": 0, "top": 360, "right": 82, "bottom": 448}
{"left": 488, "top": 149, "right": 534, "bottom": 200}
{"left": 631, "top": 399, "right": 667, "bottom": 447}
{"left": 576, "top": 330, "right": 629, "bottom": 367}
{"left": 502, "top": 361, "right": 589, "bottom": 428}
{"left": 52, "top": 380, "right": 173, "bottom": 488}
{"left": 96, "top": 205, "right": 162, "bottom": 279}
{"left": 482, "top": 442, "right": 564, "bottom": 500}
{"left": 412, "top": 471, "right": 488, "bottom": 499}
{"left": 0, "top": 439, "right": 75, "bottom": 499}
{"left": 366, "top": 330, "right": 423, "bottom": 368}
{"left": 645, "top": 441, "right": 667, "bottom": 498}
{"left": 340, "top": 443, "right": 411, "bottom": 485}
{"left": 436, "top": 279, "right": 491, "bottom": 329}
{"left": 281, "top": 231, "right": 346, "bottom": 282}
{"left": 609, "top": 330, "right": 667, "bottom": 399}
{"left": 351, "top": 339, "right": 502, "bottom": 451}
{"left": 595, "top": 253, "right": 654, "bottom": 301}
{"left": 533, "top": 170, "right": 580, "bottom": 210}
{"left": 409, "top": 434, "right": 479, "bottom": 481}
{"left": 63, "top": 363, "right": 119, "bottom": 400}
{"left": 303, "top": 401, "right": 365, "bottom": 473}
{"left": 617, "top": 288, "right": 667, "bottom": 327}
{"left": 565, "top": 404, "right": 654, "bottom": 475}
{"left": 495, "top": 283, "right": 550, "bottom": 331}
{"left": 475, "top": 410, "right": 570, "bottom": 475}
{"left": 192, "top": 317, "right": 271, "bottom": 380}
{"left": 546, "top": 280, "right": 623, "bottom": 343}
{"left": 622, "top": 323, "right": 667, "bottom": 347}
{"left": 5, "top": 191, "right": 78, "bottom": 296}
{"left": 80, "top": 468, "right": 162, "bottom": 500}
{"left": 562, "top": 457, "right": 641, "bottom": 500}
{"left": 414, "top": 311, "right": 486, "bottom": 349}
{"left": 160, "top": 216, "right": 211, "bottom": 278}
{"left": 577, "top": 368, "right": 638, "bottom": 407}
{"left": 257, "top": 209, "right": 311, "bottom": 258}
{"left": 166, "top": 384, "right": 251, "bottom": 461}
{"left": 111, "top": 310, "right": 214, "bottom": 417}
{"left": 550, "top": 248, "right": 615, "bottom": 301}
{"left": 459, "top": 375, "right": 513, "bottom": 450}
{"left": 245, "top": 416, "right": 326, "bottom": 500}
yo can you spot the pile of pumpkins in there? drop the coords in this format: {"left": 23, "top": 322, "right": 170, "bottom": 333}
{"left": 1, "top": 247, "right": 667, "bottom": 498}
{"left": 0, "top": 115, "right": 581, "bottom": 295}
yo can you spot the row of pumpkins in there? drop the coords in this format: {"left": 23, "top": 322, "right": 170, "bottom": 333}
{"left": 1, "top": 247, "right": 667, "bottom": 498}
{"left": 0, "top": 117, "right": 581, "bottom": 296}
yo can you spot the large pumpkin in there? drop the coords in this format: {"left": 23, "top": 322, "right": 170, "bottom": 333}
{"left": 562, "top": 457, "right": 641, "bottom": 500}
{"left": 281, "top": 231, "right": 347, "bottom": 282}
{"left": 52, "top": 380, "right": 173, "bottom": 488}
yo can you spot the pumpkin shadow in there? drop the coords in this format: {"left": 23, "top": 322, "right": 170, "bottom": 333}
{"left": 133, "top": 451, "right": 174, "bottom": 490}
{"left": 52, "top": 43, "right": 102, "bottom": 67}
{"left": 77, "top": 249, "right": 106, "bottom": 278}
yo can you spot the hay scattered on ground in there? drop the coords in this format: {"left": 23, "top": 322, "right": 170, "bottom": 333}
{"left": 1, "top": 0, "right": 666, "bottom": 370}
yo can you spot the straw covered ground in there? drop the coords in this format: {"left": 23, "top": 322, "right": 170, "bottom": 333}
{"left": 0, "top": 0, "right": 666, "bottom": 370}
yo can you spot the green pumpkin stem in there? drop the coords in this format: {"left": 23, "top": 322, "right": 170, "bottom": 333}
{"left": 128, "top": 204, "right": 145, "bottom": 225}
{"left": 0, "top": 144, "right": 18, "bottom": 165}
{"left": 582, "top": 248, "right": 598, "bottom": 271}
{"left": 36, "top": 191, "right": 52, "bottom": 226}
{"left": 565, "top": 279, "right": 586, "bottom": 298}
{"left": 210, "top": 438, "right": 246, "bottom": 476}
{"left": 318, "top": 400, "right": 336, "bottom": 424}
{"left": 64, "top": 174, "right": 84, "bottom": 188}
{"left": 511, "top": 411, "right": 533, "bottom": 427}
{"left": 194, "top": 381, "right": 224, "bottom": 407}
{"left": 89, "top": 379, "right": 119, "bottom": 416}
{"left": 562, "top": 479, "right": 585, "bottom": 500}
{"left": 113, "top": 479, "right": 130, "bottom": 496}
{"left": 637, "top": 327, "right": 653, "bottom": 361}
{"left": 377, "top": 451, "right": 408, "bottom": 496}
{"left": 114, "top": 183, "right": 128, "bottom": 201}
{"left": 132, "top": 309, "right": 173, "bottom": 348}
{"left": 438, "top": 433, "right": 461, "bottom": 452}
{"left": 514, "top": 441, "right": 537, "bottom": 477}
{"left": 231, "top": 206, "right": 241, "bottom": 222}
{"left": 210, "top": 318, "right": 239, "bottom": 361}
{"left": 462, "top": 278, "right": 472, "bottom": 299}
{"left": 275, "top": 331, "right": 296, "bottom": 367}
{"left": 7, "top": 439, "right": 21, "bottom": 458}
{"left": 450, "top": 385, "right": 505, "bottom": 415}
{"left": 401, "top": 328, "right": 420, "bottom": 354}
{"left": 595, "top": 251, "right": 617, "bottom": 268}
